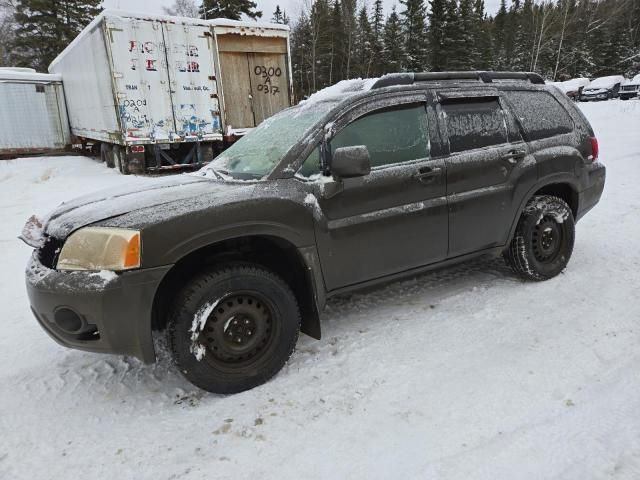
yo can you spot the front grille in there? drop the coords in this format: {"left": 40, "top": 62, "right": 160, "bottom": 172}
{"left": 621, "top": 85, "right": 638, "bottom": 92}
{"left": 38, "top": 235, "right": 64, "bottom": 268}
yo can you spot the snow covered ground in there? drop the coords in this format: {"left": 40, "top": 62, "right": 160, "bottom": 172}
{"left": 1, "top": 100, "right": 640, "bottom": 480}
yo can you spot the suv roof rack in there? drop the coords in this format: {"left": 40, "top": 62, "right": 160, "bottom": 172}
{"left": 371, "top": 71, "right": 546, "bottom": 89}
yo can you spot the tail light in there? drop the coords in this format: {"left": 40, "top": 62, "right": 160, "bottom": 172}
{"left": 589, "top": 137, "right": 599, "bottom": 162}
{"left": 131, "top": 145, "right": 145, "bottom": 153}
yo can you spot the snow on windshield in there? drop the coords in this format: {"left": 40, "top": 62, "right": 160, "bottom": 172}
{"left": 198, "top": 101, "right": 334, "bottom": 180}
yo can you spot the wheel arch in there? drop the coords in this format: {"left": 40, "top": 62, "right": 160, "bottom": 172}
{"left": 151, "top": 234, "right": 323, "bottom": 350}
{"left": 506, "top": 178, "right": 579, "bottom": 247}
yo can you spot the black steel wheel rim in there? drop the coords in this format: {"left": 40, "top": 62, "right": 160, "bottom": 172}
{"left": 532, "top": 216, "right": 564, "bottom": 263}
{"left": 196, "top": 292, "right": 277, "bottom": 370}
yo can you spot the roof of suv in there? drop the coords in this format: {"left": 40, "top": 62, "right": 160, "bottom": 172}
{"left": 298, "top": 71, "right": 547, "bottom": 110}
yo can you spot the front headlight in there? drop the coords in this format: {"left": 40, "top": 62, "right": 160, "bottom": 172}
{"left": 57, "top": 227, "right": 141, "bottom": 271}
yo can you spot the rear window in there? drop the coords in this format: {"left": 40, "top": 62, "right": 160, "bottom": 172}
{"left": 441, "top": 97, "right": 508, "bottom": 153}
{"left": 504, "top": 90, "right": 574, "bottom": 141}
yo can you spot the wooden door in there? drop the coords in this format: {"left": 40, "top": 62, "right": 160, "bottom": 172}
{"left": 218, "top": 52, "right": 254, "bottom": 129}
{"left": 247, "top": 53, "right": 290, "bottom": 125}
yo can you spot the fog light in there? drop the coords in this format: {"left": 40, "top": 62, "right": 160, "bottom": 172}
{"left": 53, "top": 308, "right": 83, "bottom": 333}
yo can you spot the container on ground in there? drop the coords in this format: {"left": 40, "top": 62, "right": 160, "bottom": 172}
{"left": 0, "top": 68, "right": 71, "bottom": 159}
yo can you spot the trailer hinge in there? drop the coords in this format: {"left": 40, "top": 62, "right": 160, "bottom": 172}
{"left": 210, "top": 93, "right": 218, "bottom": 99}
{"left": 208, "top": 75, "right": 216, "bottom": 81}
{"left": 113, "top": 72, "right": 124, "bottom": 79}
{"left": 204, "top": 31, "right": 212, "bottom": 37}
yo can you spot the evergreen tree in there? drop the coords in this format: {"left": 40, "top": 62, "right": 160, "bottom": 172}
{"left": 13, "top": 0, "right": 102, "bottom": 71}
{"left": 493, "top": 0, "right": 508, "bottom": 68}
{"left": 428, "top": 0, "right": 448, "bottom": 71}
{"left": 383, "top": 6, "right": 405, "bottom": 73}
{"left": 473, "top": 0, "right": 493, "bottom": 69}
{"left": 271, "top": 5, "right": 285, "bottom": 24}
{"left": 400, "top": 0, "right": 428, "bottom": 71}
{"left": 353, "top": 5, "right": 373, "bottom": 77}
{"left": 199, "top": 0, "right": 262, "bottom": 20}
{"left": 370, "top": 0, "right": 385, "bottom": 76}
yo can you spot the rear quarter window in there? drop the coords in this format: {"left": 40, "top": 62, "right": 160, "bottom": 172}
{"left": 504, "top": 90, "right": 574, "bottom": 141}
{"left": 441, "top": 97, "right": 509, "bottom": 153}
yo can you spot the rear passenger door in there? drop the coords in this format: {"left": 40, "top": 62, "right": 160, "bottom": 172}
{"left": 437, "top": 91, "right": 537, "bottom": 257}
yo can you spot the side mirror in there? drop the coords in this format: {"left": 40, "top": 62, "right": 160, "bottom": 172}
{"left": 331, "top": 146, "right": 371, "bottom": 178}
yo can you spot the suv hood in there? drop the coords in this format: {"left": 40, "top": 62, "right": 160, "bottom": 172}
{"left": 35, "top": 175, "right": 249, "bottom": 242}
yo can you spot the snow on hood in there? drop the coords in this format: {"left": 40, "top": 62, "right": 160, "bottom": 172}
{"left": 42, "top": 175, "right": 248, "bottom": 240}
{"left": 586, "top": 76, "right": 625, "bottom": 90}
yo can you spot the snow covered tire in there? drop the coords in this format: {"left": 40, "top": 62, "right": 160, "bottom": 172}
{"left": 503, "top": 195, "right": 575, "bottom": 281}
{"left": 167, "top": 265, "right": 301, "bottom": 394}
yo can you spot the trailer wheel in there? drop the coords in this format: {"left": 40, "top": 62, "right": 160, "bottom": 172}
{"left": 99, "top": 143, "right": 109, "bottom": 164}
{"left": 105, "top": 144, "right": 115, "bottom": 168}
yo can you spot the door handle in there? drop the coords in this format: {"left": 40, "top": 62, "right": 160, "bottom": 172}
{"left": 502, "top": 149, "right": 526, "bottom": 164}
{"left": 414, "top": 167, "right": 442, "bottom": 183}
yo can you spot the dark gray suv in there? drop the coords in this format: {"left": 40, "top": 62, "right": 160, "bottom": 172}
{"left": 24, "top": 71, "right": 606, "bottom": 393}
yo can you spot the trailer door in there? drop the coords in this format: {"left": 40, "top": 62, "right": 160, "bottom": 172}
{"left": 104, "top": 17, "right": 176, "bottom": 142}
{"left": 216, "top": 34, "right": 291, "bottom": 130}
{"left": 163, "top": 23, "right": 222, "bottom": 141}
{"left": 247, "top": 52, "right": 290, "bottom": 125}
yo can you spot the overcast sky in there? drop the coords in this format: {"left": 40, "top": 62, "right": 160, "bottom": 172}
{"left": 103, "top": 0, "right": 503, "bottom": 22}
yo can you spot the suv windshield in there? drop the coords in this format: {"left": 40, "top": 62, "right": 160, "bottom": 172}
{"left": 199, "top": 101, "right": 336, "bottom": 180}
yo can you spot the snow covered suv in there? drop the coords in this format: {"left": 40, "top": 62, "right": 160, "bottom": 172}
{"left": 619, "top": 74, "right": 640, "bottom": 100}
{"left": 24, "top": 71, "right": 606, "bottom": 394}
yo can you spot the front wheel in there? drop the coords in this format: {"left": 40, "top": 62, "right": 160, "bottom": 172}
{"left": 167, "top": 265, "right": 301, "bottom": 394}
{"left": 503, "top": 195, "right": 575, "bottom": 281}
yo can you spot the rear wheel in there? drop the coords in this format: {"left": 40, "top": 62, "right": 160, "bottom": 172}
{"left": 503, "top": 195, "right": 575, "bottom": 281}
{"left": 167, "top": 265, "right": 301, "bottom": 394}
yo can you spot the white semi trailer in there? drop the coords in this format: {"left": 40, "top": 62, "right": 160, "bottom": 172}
{"left": 49, "top": 10, "right": 292, "bottom": 174}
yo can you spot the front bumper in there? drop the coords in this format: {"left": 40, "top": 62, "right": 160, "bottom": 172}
{"left": 580, "top": 93, "right": 609, "bottom": 101}
{"left": 26, "top": 253, "right": 172, "bottom": 363}
{"left": 576, "top": 162, "right": 606, "bottom": 221}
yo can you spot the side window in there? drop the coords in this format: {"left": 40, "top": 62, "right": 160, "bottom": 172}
{"left": 504, "top": 90, "right": 574, "bottom": 141}
{"left": 331, "top": 103, "right": 429, "bottom": 168}
{"left": 441, "top": 97, "right": 508, "bottom": 153}
{"left": 297, "top": 147, "right": 321, "bottom": 178}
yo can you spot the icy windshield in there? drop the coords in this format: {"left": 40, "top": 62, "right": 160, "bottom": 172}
{"left": 199, "top": 101, "right": 336, "bottom": 180}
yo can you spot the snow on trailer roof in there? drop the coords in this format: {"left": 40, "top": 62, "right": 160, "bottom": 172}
{"left": 209, "top": 18, "right": 289, "bottom": 31}
{"left": 0, "top": 68, "right": 62, "bottom": 83}
{"left": 49, "top": 10, "right": 289, "bottom": 72}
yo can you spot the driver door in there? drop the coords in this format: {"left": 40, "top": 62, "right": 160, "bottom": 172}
{"left": 312, "top": 96, "right": 448, "bottom": 291}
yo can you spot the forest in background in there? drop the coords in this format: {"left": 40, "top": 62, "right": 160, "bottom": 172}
{"left": 1, "top": 0, "right": 639, "bottom": 100}
{"left": 290, "top": 0, "right": 640, "bottom": 98}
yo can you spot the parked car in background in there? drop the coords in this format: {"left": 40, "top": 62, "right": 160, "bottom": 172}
{"left": 580, "top": 75, "right": 625, "bottom": 101}
{"left": 24, "top": 71, "right": 606, "bottom": 394}
{"left": 619, "top": 74, "right": 640, "bottom": 100}
{"left": 549, "top": 77, "right": 590, "bottom": 101}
